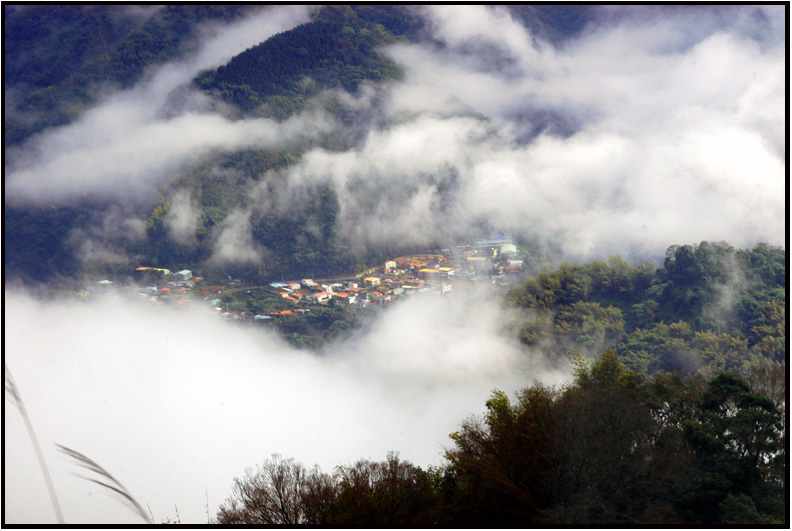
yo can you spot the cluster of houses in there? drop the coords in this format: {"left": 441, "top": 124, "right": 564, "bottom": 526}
{"left": 128, "top": 268, "right": 201, "bottom": 304}
{"left": 263, "top": 239, "right": 525, "bottom": 315}
{"left": 268, "top": 254, "right": 455, "bottom": 310}
{"left": 82, "top": 268, "right": 204, "bottom": 304}
{"left": 82, "top": 237, "right": 526, "bottom": 323}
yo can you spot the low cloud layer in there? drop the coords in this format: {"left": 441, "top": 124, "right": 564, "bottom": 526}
{"left": 4, "top": 289, "right": 567, "bottom": 524}
{"left": 5, "top": 104, "right": 335, "bottom": 207}
{"left": 5, "top": 5, "right": 785, "bottom": 261}
{"left": 270, "top": 4, "right": 785, "bottom": 261}
{"left": 165, "top": 190, "right": 201, "bottom": 246}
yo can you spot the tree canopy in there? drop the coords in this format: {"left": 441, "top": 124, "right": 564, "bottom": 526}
{"left": 508, "top": 242, "right": 786, "bottom": 379}
{"left": 194, "top": 5, "right": 423, "bottom": 119}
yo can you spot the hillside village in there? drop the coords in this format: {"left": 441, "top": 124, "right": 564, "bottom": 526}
{"left": 83, "top": 237, "right": 528, "bottom": 324}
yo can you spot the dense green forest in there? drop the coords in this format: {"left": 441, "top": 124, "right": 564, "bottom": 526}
{"left": 143, "top": 146, "right": 409, "bottom": 284}
{"left": 4, "top": 148, "right": 396, "bottom": 286}
{"left": 507, "top": 241, "right": 785, "bottom": 379}
{"left": 214, "top": 352, "right": 785, "bottom": 525}
{"left": 3, "top": 4, "right": 591, "bottom": 146}
{"left": 211, "top": 241, "right": 786, "bottom": 525}
{"left": 194, "top": 5, "right": 423, "bottom": 119}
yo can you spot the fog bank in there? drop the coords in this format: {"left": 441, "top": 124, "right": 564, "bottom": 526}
{"left": 5, "top": 289, "right": 567, "bottom": 524}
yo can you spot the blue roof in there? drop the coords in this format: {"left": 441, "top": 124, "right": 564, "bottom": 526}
{"left": 473, "top": 235, "right": 513, "bottom": 246}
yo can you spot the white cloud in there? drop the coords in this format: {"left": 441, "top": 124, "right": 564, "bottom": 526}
{"left": 5, "top": 107, "right": 335, "bottom": 206}
{"left": 4, "top": 288, "right": 566, "bottom": 524}
{"left": 165, "top": 190, "right": 201, "bottom": 245}
{"left": 273, "top": 4, "right": 785, "bottom": 260}
{"left": 67, "top": 206, "right": 148, "bottom": 265}
{"left": 8, "top": 5, "right": 783, "bottom": 261}
{"left": 208, "top": 209, "right": 262, "bottom": 265}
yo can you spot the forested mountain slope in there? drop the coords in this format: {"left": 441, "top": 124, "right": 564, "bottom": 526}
{"left": 3, "top": 6, "right": 439, "bottom": 281}
{"left": 194, "top": 5, "right": 423, "bottom": 119}
{"left": 508, "top": 241, "right": 785, "bottom": 378}
{"left": 5, "top": 5, "right": 421, "bottom": 284}
{"left": 3, "top": 7, "right": 786, "bottom": 377}
{"left": 4, "top": 4, "right": 258, "bottom": 146}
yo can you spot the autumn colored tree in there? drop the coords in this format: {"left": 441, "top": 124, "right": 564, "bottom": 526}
{"left": 215, "top": 452, "right": 439, "bottom": 526}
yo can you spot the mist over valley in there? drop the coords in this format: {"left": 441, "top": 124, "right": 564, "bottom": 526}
{"left": 4, "top": 4, "right": 786, "bottom": 525}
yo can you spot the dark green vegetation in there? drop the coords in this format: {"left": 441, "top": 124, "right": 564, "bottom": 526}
{"left": 4, "top": 4, "right": 256, "bottom": 147}
{"left": 507, "top": 241, "right": 786, "bottom": 379}
{"left": 4, "top": 206, "right": 87, "bottom": 282}
{"left": 215, "top": 353, "right": 786, "bottom": 525}
{"left": 194, "top": 5, "right": 423, "bottom": 119}
{"left": 2, "top": 4, "right": 596, "bottom": 287}
{"left": 143, "top": 163, "right": 400, "bottom": 285}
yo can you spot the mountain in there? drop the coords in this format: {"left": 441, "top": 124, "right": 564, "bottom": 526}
{"left": 194, "top": 5, "right": 424, "bottom": 118}
{"left": 4, "top": 5, "right": 259, "bottom": 147}
{"left": 505, "top": 4, "right": 595, "bottom": 44}
{"left": 4, "top": 5, "right": 432, "bottom": 285}
{"left": 3, "top": 4, "right": 597, "bottom": 283}
{"left": 3, "top": 3, "right": 785, "bottom": 303}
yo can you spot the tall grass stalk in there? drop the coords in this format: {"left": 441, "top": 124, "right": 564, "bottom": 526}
{"left": 57, "top": 444, "right": 154, "bottom": 524}
{"left": 206, "top": 488, "right": 211, "bottom": 524}
{"left": 5, "top": 363, "right": 65, "bottom": 524}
